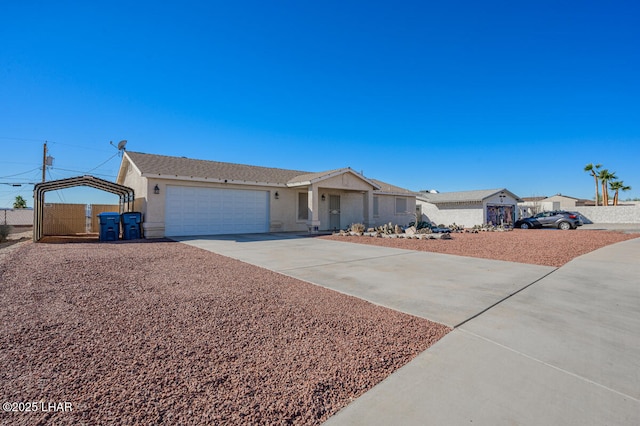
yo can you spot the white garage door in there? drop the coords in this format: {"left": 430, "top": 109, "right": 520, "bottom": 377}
{"left": 165, "top": 186, "right": 270, "bottom": 236}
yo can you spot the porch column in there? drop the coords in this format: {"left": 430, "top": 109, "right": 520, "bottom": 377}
{"left": 307, "top": 183, "right": 321, "bottom": 233}
{"left": 364, "top": 190, "right": 374, "bottom": 229}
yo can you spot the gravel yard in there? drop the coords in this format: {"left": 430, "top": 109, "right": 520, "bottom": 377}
{"left": 0, "top": 240, "right": 448, "bottom": 425}
{"left": 1, "top": 229, "right": 635, "bottom": 425}
{"left": 322, "top": 229, "right": 638, "bottom": 267}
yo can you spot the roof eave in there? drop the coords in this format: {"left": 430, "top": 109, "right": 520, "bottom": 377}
{"left": 375, "top": 191, "right": 415, "bottom": 197}
{"left": 142, "top": 173, "right": 287, "bottom": 187}
{"left": 286, "top": 180, "right": 312, "bottom": 188}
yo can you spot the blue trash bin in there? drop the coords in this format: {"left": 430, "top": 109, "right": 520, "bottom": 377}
{"left": 121, "top": 212, "right": 142, "bottom": 240}
{"left": 98, "top": 212, "right": 121, "bottom": 242}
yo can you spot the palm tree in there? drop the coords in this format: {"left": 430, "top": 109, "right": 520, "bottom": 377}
{"left": 609, "top": 181, "right": 632, "bottom": 206}
{"left": 598, "top": 169, "right": 616, "bottom": 206}
{"left": 584, "top": 163, "right": 602, "bottom": 205}
{"left": 13, "top": 195, "right": 27, "bottom": 209}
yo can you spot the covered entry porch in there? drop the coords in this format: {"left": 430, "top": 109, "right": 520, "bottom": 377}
{"left": 287, "top": 168, "right": 380, "bottom": 232}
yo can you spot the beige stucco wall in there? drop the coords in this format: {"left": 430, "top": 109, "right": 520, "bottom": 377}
{"left": 543, "top": 195, "right": 578, "bottom": 210}
{"left": 418, "top": 201, "right": 484, "bottom": 227}
{"left": 119, "top": 164, "right": 416, "bottom": 236}
{"left": 374, "top": 195, "right": 416, "bottom": 228}
{"left": 317, "top": 173, "right": 373, "bottom": 191}
{"left": 272, "top": 187, "right": 311, "bottom": 232}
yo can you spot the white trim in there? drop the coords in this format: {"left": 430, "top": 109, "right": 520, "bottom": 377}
{"left": 376, "top": 190, "right": 413, "bottom": 196}
{"left": 117, "top": 152, "right": 143, "bottom": 183}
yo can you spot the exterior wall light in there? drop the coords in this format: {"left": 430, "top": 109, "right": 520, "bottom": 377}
{"left": 274, "top": 191, "right": 279, "bottom": 199}
{"left": 154, "top": 184, "right": 160, "bottom": 194}
{"left": 321, "top": 194, "right": 326, "bottom": 201}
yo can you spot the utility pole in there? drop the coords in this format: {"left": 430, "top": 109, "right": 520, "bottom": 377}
{"left": 42, "top": 141, "right": 47, "bottom": 182}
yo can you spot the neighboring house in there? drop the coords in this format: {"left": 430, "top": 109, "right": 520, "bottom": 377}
{"left": 518, "top": 194, "right": 595, "bottom": 217}
{"left": 116, "top": 152, "right": 416, "bottom": 238}
{"left": 542, "top": 193, "right": 595, "bottom": 208}
{"left": 416, "top": 189, "right": 522, "bottom": 227}
{"left": 519, "top": 196, "right": 554, "bottom": 217}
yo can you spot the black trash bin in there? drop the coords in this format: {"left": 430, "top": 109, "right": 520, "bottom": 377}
{"left": 98, "top": 212, "right": 120, "bottom": 242}
{"left": 121, "top": 212, "right": 142, "bottom": 240}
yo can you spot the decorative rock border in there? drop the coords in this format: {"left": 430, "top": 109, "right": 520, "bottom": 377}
{"left": 335, "top": 230, "right": 451, "bottom": 240}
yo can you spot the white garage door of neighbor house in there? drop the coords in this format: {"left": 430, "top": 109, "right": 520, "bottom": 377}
{"left": 165, "top": 186, "right": 270, "bottom": 236}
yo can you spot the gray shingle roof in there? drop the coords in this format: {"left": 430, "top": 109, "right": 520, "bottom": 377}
{"left": 123, "top": 151, "right": 414, "bottom": 195}
{"left": 371, "top": 179, "right": 414, "bottom": 195}
{"left": 417, "top": 188, "right": 519, "bottom": 203}
{"left": 126, "top": 151, "right": 310, "bottom": 184}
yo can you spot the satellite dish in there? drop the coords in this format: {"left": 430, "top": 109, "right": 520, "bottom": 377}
{"left": 110, "top": 139, "right": 128, "bottom": 152}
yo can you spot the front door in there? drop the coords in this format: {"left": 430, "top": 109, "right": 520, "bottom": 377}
{"left": 329, "top": 195, "right": 341, "bottom": 230}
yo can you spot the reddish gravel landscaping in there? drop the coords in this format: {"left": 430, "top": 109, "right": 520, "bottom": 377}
{"left": 0, "top": 240, "right": 448, "bottom": 425}
{"left": 322, "top": 229, "right": 638, "bottom": 267}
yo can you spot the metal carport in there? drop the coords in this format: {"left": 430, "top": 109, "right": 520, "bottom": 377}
{"left": 33, "top": 175, "right": 135, "bottom": 242}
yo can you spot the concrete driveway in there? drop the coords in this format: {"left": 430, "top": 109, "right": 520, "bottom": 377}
{"left": 175, "top": 233, "right": 554, "bottom": 328}
{"left": 175, "top": 234, "right": 640, "bottom": 425}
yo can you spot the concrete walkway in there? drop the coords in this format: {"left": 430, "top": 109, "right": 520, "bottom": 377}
{"left": 175, "top": 234, "right": 640, "bottom": 425}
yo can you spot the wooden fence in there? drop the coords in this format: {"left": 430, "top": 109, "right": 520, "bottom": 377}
{"left": 90, "top": 204, "right": 120, "bottom": 232}
{"left": 42, "top": 203, "right": 119, "bottom": 236}
{"left": 43, "top": 204, "right": 87, "bottom": 235}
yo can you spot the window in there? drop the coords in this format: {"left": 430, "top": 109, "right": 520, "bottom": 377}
{"left": 297, "top": 192, "right": 308, "bottom": 221}
{"left": 395, "top": 197, "right": 407, "bottom": 214}
{"left": 373, "top": 196, "right": 379, "bottom": 217}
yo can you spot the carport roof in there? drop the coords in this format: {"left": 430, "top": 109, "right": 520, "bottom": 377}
{"left": 32, "top": 175, "right": 134, "bottom": 242}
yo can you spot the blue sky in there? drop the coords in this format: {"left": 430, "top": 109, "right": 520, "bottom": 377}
{"left": 1, "top": 0, "right": 639, "bottom": 208}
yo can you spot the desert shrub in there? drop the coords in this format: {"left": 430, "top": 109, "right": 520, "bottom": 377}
{"left": 350, "top": 223, "right": 366, "bottom": 233}
{"left": 0, "top": 224, "right": 10, "bottom": 242}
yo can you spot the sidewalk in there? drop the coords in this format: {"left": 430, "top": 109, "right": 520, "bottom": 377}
{"left": 579, "top": 223, "right": 640, "bottom": 233}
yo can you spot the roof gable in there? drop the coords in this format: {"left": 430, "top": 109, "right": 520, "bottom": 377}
{"left": 543, "top": 194, "right": 580, "bottom": 201}
{"left": 287, "top": 168, "right": 381, "bottom": 190}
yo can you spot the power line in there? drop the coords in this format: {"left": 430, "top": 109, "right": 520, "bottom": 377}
{"left": 49, "top": 167, "right": 116, "bottom": 179}
{"left": 0, "top": 137, "right": 116, "bottom": 153}
{"left": 0, "top": 167, "right": 42, "bottom": 179}
{"left": 85, "top": 152, "right": 120, "bottom": 173}
{"left": 47, "top": 169, "right": 66, "bottom": 203}
{"left": 49, "top": 140, "right": 114, "bottom": 153}
{"left": 0, "top": 182, "right": 38, "bottom": 186}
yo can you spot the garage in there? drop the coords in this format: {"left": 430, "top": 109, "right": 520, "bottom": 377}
{"left": 165, "top": 186, "right": 270, "bottom": 236}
